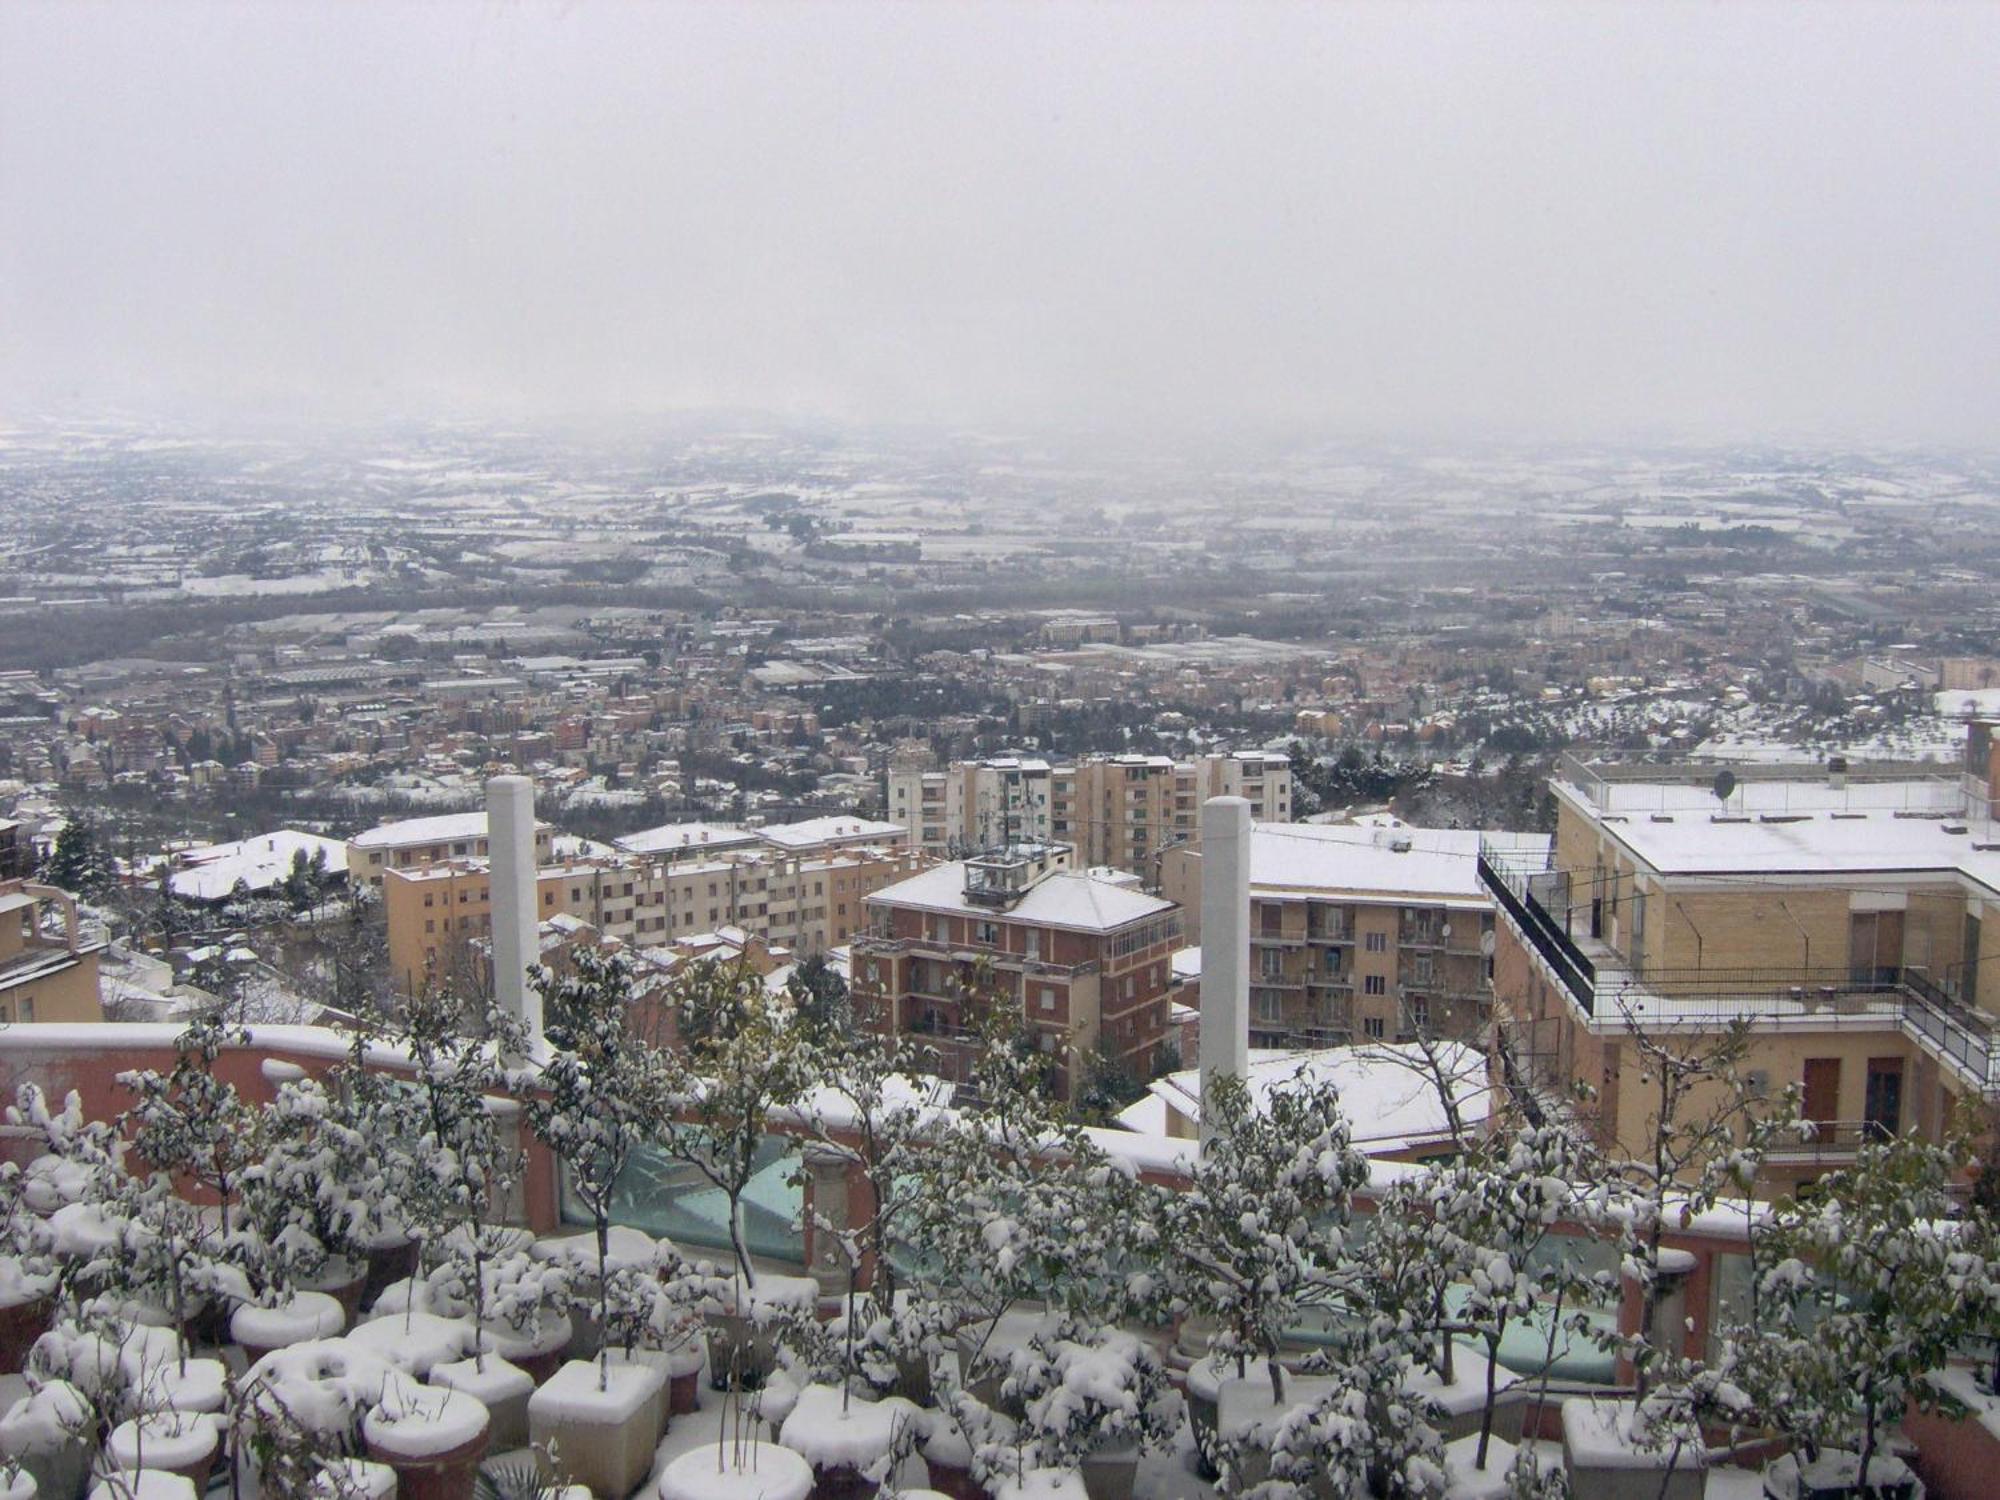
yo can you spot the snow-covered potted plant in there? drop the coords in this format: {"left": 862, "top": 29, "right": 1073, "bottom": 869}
{"left": 1732, "top": 1127, "right": 1997, "bottom": 1500}
{"left": 1006, "top": 1328, "right": 1178, "bottom": 1500}
{"left": 654, "top": 956, "right": 816, "bottom": 1391}
{"left": 1155, "top": 1070, "right": 1368, "bottom": 1480}
{"left": 0, "top": 1380, "right": 90, "bottom": 1500}
{"left": 520, "top": 949, "right": 672, "bottom": 1500}
{"left": 361, "top": 1381, "right": 493, "bottom": 1500}
{"left": 777, "top": 1379, "right": 922, "bottom": 1499}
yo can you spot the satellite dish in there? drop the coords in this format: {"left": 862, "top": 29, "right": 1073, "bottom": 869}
{"left": 1712, "top": 769, "right": 1738, "bottom": 804}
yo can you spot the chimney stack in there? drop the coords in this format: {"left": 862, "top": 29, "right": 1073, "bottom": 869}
{"left": 487, "top": 775, "right": 542, "bottom": 1049}
{"left": 1199, "top": 796, "right": 1251, "bottom": 1141}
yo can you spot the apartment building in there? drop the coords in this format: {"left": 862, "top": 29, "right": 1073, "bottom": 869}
{"left": 1162, "top": 820, "right": 1548, "bottom": 1050}
{"left": 384, "top": 844, "right": 925, "bottom": 996}
{"left": 347, "top": 811, "right": 556, "bottom": 886}
{"left": 851, "top": 844, "right": 1182, "bottom": 1101}
{"left": 0, "top": 880, "right": 104, "bottom": 1024}
{"left": 887, "top": 751, "right": 1293, "bottom": 875}
{"left": 1481, "top": 721, "right": 2000, "bottom": 1189}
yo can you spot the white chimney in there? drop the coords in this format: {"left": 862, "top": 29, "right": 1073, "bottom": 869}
{"left": 1199, "top": 796, "right": 1251, "bottom": 1141}
{"left": 487, "top": 775, "right": 542, "bottom": 1048}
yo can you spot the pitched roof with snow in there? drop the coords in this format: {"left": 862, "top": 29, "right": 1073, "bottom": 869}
{"left": 864, "top": 861, "right": 1174, "bottom": 933}
{"left": 167, "top": 831, "right": 349, "bottom": 902}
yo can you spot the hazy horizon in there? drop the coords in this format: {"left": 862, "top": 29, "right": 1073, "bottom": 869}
{"left": 5, "top": 1, "right": 1998, "bottom": 448}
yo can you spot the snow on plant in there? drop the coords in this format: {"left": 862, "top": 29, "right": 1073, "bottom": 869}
{"left": 1004, "top": 1325, "right": 1178, "bottom": 1469}
{"left": 4, "top": 1083, "right": 126, "bottom": 1308}
{"left": 521, "top": 946, "right": 674, "bottom": 1390}
{"left": 910, "top": 978, "right": 1158, "bottom": 1356}
{"left": 238, "top": 1073, "right": 381, "bottom": 1296}
{"left": 391, "top": 982, "right": 531, "bottom": 1371}
{"left": 1727, "top": 1124, "right": 2000, "bottom": 1491}
{"left": 1269, "top": 1335, "right": 1450, "bottom": 1500}
{"left": 1156, "top": 1069, "right": 1370, "bottom": 1406}
{"left": 118, "top": 1012, "right": 262, "bottom": 1238}
{"left": 654, "top": 957, "right": 816, "bottom": 1291}
{"left": 1603, "top": 1011, "right": 1787, "bottom": 1410}
{"left": 1420, "top": 1123, "right": 1614, "bottom": 1472}
{"left": 789, "top": 1021, "right": 950, "bottom": 1405}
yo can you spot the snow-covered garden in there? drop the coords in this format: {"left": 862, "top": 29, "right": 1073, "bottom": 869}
{"left": 3, "top": 948, "right": 1999, "bottom": 1500}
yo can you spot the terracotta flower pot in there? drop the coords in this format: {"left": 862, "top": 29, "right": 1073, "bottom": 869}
{"left": 923, "top": 1465, "right": 990, "bottom": 1500}
{"left": 810, "top": 1464, "right": 881, "bottom": 1500}
{"left": 362, "top": 1389, "right": 492, "bottom": 1500}
{"left": 0, "top": 1295, "right": 53, "bottom": 1377}
{"left": 104, "top": 1411, "right": 223, "bottom": 1491}
{"left": 362, "top": 1236, "right": 420, "bottom": 1312}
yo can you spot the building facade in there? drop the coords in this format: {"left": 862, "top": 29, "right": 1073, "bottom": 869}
{"left": 887, "top": 751, "right": 1293, "bottom": 876}
{"left": 851, "top": 845, "right": 1182, "bottom": 1100}
{"left": 0, "top": 880, "right": 104, "bottom": 1025}
{"left": 1481, "top": 724, "right": 2000, "bottom": 1189}
{"left": 384, "top": 844, "right": 925, "bottom": 996}
{"left": 1162, "top": 820, "right": 1547, "bottom": 1050}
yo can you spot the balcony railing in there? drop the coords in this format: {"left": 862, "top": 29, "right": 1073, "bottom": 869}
{"left": 1478, "top": 841, "right": 1596, "bottom": 1013}
{"left": 1764, "top": 1120, "right": 1889, "bottom": 1163}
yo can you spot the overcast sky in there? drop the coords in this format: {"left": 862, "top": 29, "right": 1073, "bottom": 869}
{"left": 3, "top": 1, "right": 1996, "bottom": 444}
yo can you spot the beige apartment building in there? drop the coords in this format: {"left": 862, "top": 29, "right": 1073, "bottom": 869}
{"left": 1482, "top": 721, "right": 2000, "bottom": 1190}
{"left": 1163, "top": 821, "right": 1547, "bottom": 1050}
{"left": 851, "top": 845, "right": 1182, "bottom": 1101}
{"left": 0, "top": 880, "right": 104, "bottom": 1025}
{"left": 384, "top": 844, "right": 925, "bottom": 996}
{"left": 888, "top": 751, "right": 1292, "bottom": 876}
{"left": 347, "top": 811, "right": 556, "bottom": 886}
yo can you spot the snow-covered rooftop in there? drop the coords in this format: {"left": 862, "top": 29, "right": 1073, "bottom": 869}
{"left": 755, "top": 815, "right": 906, "bottom": 851}
{"left": 349, "top": 811, "right": 496, "bottom": 849}
{"left": 167, "top": 830, "right": 349, "bottom": 902}
{"left": 865, "top": 861, "right": 1174, "bottom": 933}
{"left": 1249, "top": 821, "right": 1549, "bottom": 908}
{"left": 613, "top": 822, "right": 760, "bottom": 856}
{"left": 1143, "top": 1041, "right": 1490, "bottom": 1155}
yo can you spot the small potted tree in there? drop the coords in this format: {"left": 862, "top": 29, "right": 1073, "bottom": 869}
{"left": 521, "top": 948, "right": 671, "bottom": 1500}
{"left": 1733, "top": 1127, "right": 1998, "bottom": 1500}
{"left": 654, "top": 957, "right": 817, "bottom": 1390}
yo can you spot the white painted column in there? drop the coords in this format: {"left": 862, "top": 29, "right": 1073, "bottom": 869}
{"left": 1199, "top": 795, "right": 1251, "bottom": 1140}
{"left": 487, "top": 775, "right": 542, "bottom": 1045}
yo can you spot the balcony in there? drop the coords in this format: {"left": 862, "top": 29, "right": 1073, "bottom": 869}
{"left": 1763, "top": 1120, "right": 1890, "bottom": 1167}
{"left": 1478, "top": 839, "right": 2000, "bottom": 1096}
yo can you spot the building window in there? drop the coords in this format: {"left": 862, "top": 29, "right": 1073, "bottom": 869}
{"left": 1040, "top": 987, "right": 1056, "bottom": 1011}
{"left": 1364, "top": 974, "right": 1386, "bottom": 996}
{"left": 1365, "top": 931, "right": 1387, "bottom": 953}
{"left": 1408, "top": 996, "right": 1429, "bottom": 1031}
{"left": 1256, "top": 990, "right": 1283, "bottom": 1023}
{"left": 1364, "top": 1016, "right": 1385, "bottom": 1040}
{"left": 1259, "top": 947, "right": 1285, "bottom": 978}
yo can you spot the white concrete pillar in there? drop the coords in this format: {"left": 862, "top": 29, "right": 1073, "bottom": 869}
{"left": 487, "top": 775, "right": 542, "bottom": 1046}
{"left": 1200, "top": 795, "right": 1252, "bottom": 1140}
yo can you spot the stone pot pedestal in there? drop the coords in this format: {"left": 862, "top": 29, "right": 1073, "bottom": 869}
{"left": 430, "top": 1354, "right": 535, "bottom": 1453}
{"left": 104, "top": 1410, "right": 223, "bottom": 1491}
{"left": 1079, "top": 1439, "right": 1139, "bottom": 1500}
{"left": 526, "top": 1357, "right": 666, "bottom": 1500}
{"left": 656, "top": 1441, "right": 812, "bottom": 1500}
{"left": 1561, "top": 1399, "right": 1708, "bottom": 1500}
{"left": 0, "top": 1289, "right": 54, "bottom": 1376}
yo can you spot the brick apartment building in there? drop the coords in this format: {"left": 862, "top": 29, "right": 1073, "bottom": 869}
{"left": 851, "top": 844, "right": 1182, "bottom": 1100}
